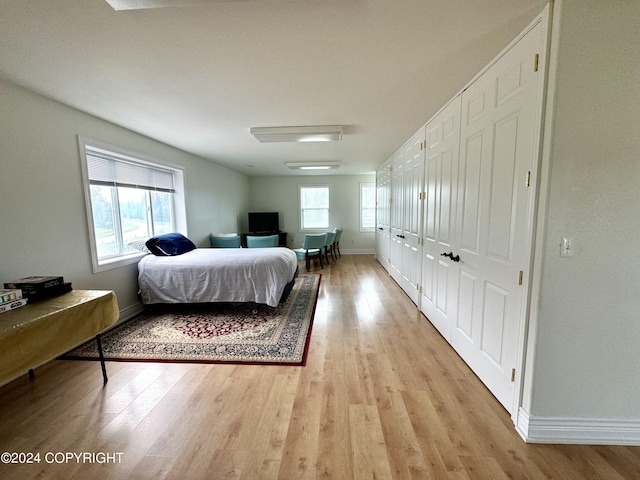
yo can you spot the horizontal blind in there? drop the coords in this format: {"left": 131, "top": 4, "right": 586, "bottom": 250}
{"left": 86, "top": 147, "right": 175, "bottom": 193}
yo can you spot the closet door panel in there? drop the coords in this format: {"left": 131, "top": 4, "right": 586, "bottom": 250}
{"left": 424, "top": 152, "right": 437, "bottom": 242}
{"left": 400, "top": 128, "right": 425, "bottom": 305}
{"left": 375, "top": 161, "right": 392, "bottom": 271}
{"left": 487, "top": 113, "right": 519, "bottom": 261}
{"left": 389, "top": 152, "right": 404, "bottom": 284}
{"left": 438, "top": 149, "right": 454, "bottom": 245}
{"left": 419, "top": 96, "right": 461, "bottom": 341}
{"left": 451, "top": 19, "right": 545, "bottom": 413}
{"left": 460, "top": 132, "right": 483, "bottom": 254}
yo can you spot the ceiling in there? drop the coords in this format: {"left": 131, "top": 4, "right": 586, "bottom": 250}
{"left": 0, "top": 0, "right": 548, "bottom": 176}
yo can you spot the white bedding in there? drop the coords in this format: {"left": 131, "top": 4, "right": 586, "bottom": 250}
{"left": 138, "top": 247, "right": 298, "bottom": 307}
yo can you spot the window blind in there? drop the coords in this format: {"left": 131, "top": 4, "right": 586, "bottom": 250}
{"left": 86, "top": 148, "right": 175, "bottom": 193}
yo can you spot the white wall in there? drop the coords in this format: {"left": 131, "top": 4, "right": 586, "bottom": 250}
{"left": 525, "top": 0, "right": 640, "bottom": 420}
{"left": 0, "top": 79, "right": 249, "bottom": 315}
{"left": 248, "top": 174, "right": 376, "bottom": 252}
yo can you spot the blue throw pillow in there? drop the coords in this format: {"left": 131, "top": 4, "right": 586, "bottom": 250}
{"left": 145, "top": 233, "right": 196, "bottom": 256}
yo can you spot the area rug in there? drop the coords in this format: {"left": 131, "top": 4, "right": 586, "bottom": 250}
{"left": 63, "top": 274, "right": 320, "bottom": 366}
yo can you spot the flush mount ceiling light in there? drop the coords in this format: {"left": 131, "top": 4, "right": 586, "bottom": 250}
{"left": 250, "top": 126, "right": 344, "bottom": 143}
{"left": 105, "top": 0, "right": 217, "bottom": 10}
{"left": 286, "top": 162, "right": 341, "bottom": 170}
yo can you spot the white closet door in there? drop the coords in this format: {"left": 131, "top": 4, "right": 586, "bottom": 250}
{"left": 420, "top": 96, "right": 461, "bottom": 341}
{"left": 388, "top": 151, "right": 404, "bottom": 285}
{"left": 451, "top": 21, "right": 543, "bottom": 413}
{"left": 400, "top": 128, "right": 425, "bottom": 305}
{"left": 376, "top": 161, "right": 392, "bottom": 272}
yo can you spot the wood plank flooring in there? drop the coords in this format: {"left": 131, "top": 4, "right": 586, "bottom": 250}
{"left": 0, "top": 255, "right": 639, "bottom": 479}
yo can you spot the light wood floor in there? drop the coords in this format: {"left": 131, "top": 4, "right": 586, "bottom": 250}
{"left": 1, "top": 255, "right": 639, "bottom": 479}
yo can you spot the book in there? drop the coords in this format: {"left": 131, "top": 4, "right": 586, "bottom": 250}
{"left": 4, "top": 276, "right": 64, "bottom": 293}
{"left": 23, "top": 282, "right": 72, "bottom": 303}
{"left": 0, "top": 298, "right": 28, "bottom": 313}
{"left": 0, "top": 288, "right": 22, "bottom": 303}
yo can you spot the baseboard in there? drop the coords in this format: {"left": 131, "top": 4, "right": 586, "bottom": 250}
{"left": 340, "top": 249, "right": 375, "bottom": 255}
{"left": 118, "top": 301, "right": 146, "bottom": 323}
{"left": 517, "top": 407, "right": 640, "bottom": 445}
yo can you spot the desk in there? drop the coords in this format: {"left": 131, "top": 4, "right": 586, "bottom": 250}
{"left": 0, "top": 290, "right": 119, "bottom": 386}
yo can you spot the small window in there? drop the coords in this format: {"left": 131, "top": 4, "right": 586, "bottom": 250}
{"left": 299, "top": 185, "right": 329, "bottom": 230}
{"left": 79, "top": 138, "right": 184, "bottom": 272}
{"left": 360, "top": 182, "right": 376, "bottom": 232}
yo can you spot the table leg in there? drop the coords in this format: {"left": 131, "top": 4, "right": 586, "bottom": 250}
{"left": 96, "top": 334, "right": 108, "bottom": 384}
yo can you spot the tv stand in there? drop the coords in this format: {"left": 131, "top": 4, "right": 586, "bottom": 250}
{"left": 241, "top": 231, "right": 287, "bottom": 248}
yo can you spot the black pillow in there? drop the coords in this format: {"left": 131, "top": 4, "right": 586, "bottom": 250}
{"left": 145, "top": 233, "right": 196, "bottom": 256}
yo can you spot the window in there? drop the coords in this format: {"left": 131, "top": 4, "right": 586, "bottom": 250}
{"left": 299, "top": 185, "right": 329, "bottom": 230}
{"left": 79, "top": 138, "right": 184, "bottom": 272}
{"left": 360, "top": 182, "right": 376, "bottom": 232}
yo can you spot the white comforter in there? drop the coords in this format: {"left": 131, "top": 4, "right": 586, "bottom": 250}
{"left": 138, "top": 247, "right": 298, "bottom": 307}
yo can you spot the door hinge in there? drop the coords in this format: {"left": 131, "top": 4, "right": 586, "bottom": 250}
{"left": 511, "top": 368, "right": 516, "bottom": 382}
{"left": 518, "top": 271, "right": 523, "bottom": 285}
{"left": 534, "top": 53, "right": 539, "bottom": 72}
{"left": 419, "top": 192, "right": 426, "bottom": 200}
{"left": 419, "top": 284, "right": 423, "bottom": 294}
{"left": 418, "top": 237, "right": 423, "bottom": 246}
{"left": 525, "top": 171, "right": 531, "bottom": 187}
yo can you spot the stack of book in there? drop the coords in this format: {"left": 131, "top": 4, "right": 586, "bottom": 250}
{"left": 0, "top": 288, "right": 27, "bottom": 313}
{"left": 4, "top": 276, "right": 72, "bottom": 304}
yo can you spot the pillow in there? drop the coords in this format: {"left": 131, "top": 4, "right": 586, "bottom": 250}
{"left": 145, "top": 233, "right": 196, "bottom": 256}
{"left": 128, "top": 240, "right": 150, "bottom": 254}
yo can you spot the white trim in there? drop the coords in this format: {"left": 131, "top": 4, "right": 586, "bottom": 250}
{"left": 511, "top": 3, "right": 553, "bottom": 422}
{"left": 77, "top": 136, "right": 187, "bottom": 273}
{"left": 359, "top": 182, "right": 376, "bottom": 232}
{"left": 340, "top": 249, "right": 375, "bottom": 255}
{"left": 298, "top": 184, "right": 330, "bottom": 231}
{"left": 516, "top": 407, "right": 640, "bottom": 445}
{"left": 117, "top": 301, "right": 146, "bottom": 324}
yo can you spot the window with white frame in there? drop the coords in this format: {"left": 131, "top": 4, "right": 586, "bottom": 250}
{"left": 299, "top": 185, "right": 329, "bottom": 230}
{"left": 360, "top": 182, "right": 376, "bottom": 232}
{"left": 79, "top": 139, "right": 184, "bottom": 272}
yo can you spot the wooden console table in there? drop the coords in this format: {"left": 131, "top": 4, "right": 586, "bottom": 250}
{"left": 0, "top": 290, "right": 119, "bottom": 386}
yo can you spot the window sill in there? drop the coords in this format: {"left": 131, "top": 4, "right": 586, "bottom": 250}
{"left": 93, "top": 252, "right": 147, "bottom": 273}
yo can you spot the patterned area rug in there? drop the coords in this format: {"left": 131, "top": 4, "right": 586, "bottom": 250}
{"left": 63, "top": 274, "right": 320, "bottom": 365}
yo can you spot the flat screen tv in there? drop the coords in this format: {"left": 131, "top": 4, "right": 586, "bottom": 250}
{"left": 248, "top": 212, "right": 279, "bottom": 233}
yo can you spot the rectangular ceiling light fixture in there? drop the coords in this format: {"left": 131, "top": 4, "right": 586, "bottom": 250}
{"left": 105, "top": 0, "right": 217, "bottom": 10}
{"left": 250, "top": 125, "right": 344, "bottom": 143}
{"left": 286, "top": 162, "right": 341, "bottom": 170}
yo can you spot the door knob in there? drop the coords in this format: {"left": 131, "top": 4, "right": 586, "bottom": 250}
{"left": 440, "top": 252, "right": 460, "bottom": 262}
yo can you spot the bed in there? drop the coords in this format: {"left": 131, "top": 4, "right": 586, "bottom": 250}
{"left": 138, "top": 247, "right": 299, "bottom": 307}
